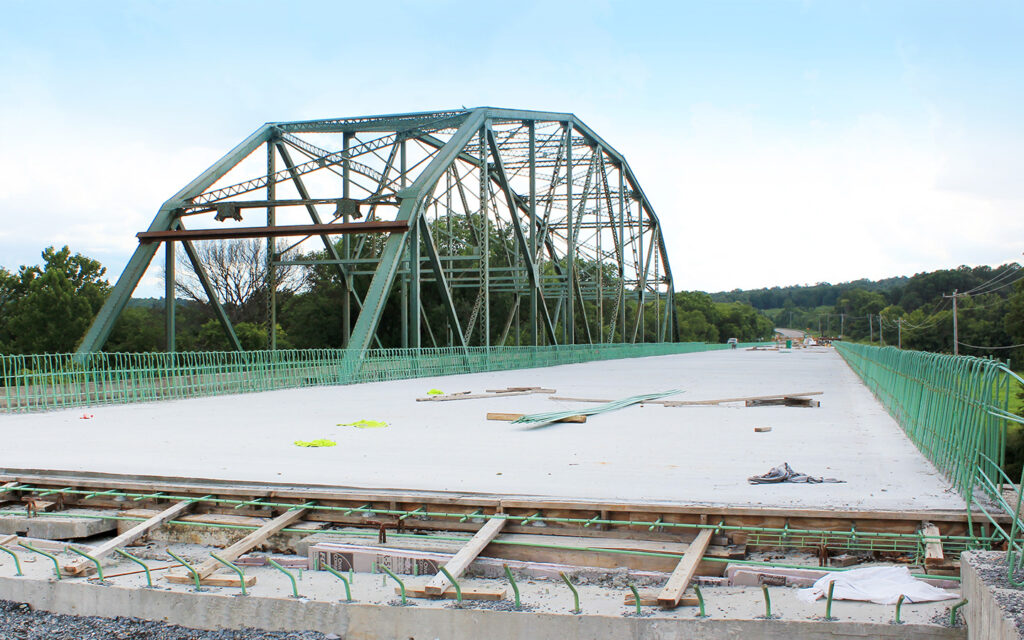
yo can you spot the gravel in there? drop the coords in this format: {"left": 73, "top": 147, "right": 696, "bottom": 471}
{"left": 0, "top": 600, "right": 338, "bottom": 640}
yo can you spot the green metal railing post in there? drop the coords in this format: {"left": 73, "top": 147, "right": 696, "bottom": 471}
{"left": 627, "top": 582, "right": 641, "bottom": 616}
{"left": 18, "top": 542, "right": 61, "bottom": 580}
{"left": 439, "top": 566, "right": 462, "bottom": 604}
{"left": 893, "top": 594, "right": 905, "bottom": 624}
{"left": 267, "top": 559, "right": 300, "bottom": 598}
{"left": 324, "top": 566, "right": 353, "bottom": 602}
{"left": 559, "top": 572, "right": 580, "bottom": 614}
{"left": 67, "top": 546, "right": 104, "bottom": 581}
{"left": 0, "top": 545, "right": 23, "bottom": 576}
{"left": 166, "top": 550, "right": 201, "bottom": 590}
{"left": 694, "top": 584, "right": 707, "bottom": 618}
{"left": 210, "top": 553, "right": 247, "bottom": 595}
{"left": 503, "top": 564, "right": 521, "bottom": 609}
{"left": 114, "top": 548, "right": 151, "bottom": 587}
{"left": 380, "top": 565, "right": 405, "bottom": 605}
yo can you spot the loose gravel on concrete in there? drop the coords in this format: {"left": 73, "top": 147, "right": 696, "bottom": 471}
{"left": 0, "top": 600, "right": 339, "bottom": 640}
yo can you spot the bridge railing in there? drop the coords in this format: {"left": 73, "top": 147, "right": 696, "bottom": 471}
{"left": 0, "top": 342, "right": 760, "bottom": 413}
{"left": 835, "top": 341, "right": 1024, "bottom": 581}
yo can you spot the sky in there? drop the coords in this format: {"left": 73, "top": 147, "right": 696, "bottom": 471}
{"left": 1, "top": 0, "right": 1022, "bottom": 295}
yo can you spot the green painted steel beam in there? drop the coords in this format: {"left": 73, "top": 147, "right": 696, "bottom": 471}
{"left": 344, "top": 109, "right": 488, "bottom": 357}
{"left": 77, "top": 124, "right": 275, "bottom": 354}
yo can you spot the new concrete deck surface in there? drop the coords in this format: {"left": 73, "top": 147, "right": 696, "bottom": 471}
{"left": 1, "top": 347, "right": 965, "bottom": 511}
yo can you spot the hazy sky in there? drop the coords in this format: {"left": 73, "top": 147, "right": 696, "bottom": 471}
{"left": 1, "top": 0, "right": 1021, "bottom": 295}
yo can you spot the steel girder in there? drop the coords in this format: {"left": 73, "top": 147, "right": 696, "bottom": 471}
{"left": 76, "top": 108, "right": 676, "bottom": 355}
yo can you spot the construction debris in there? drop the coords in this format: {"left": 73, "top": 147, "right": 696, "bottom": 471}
{"left": 515, "top": 390, "right": 681, "bottom": 427}
{"left": 548, "top": 391, "right": 822, "bottom": 407}
{"left": 416, "top": 388, "right": 555, "bottom": 402}
{"left": 753, "top": 426, "right": 772, "bottom": 433}
{"left": 487, "top": 412, "right": 586, "bottom": 423}
{"left": 293, "top": 439, "right": 337, "bottom": 447}
{"left": 747, "top": 462, "right": 844, "bottom": 484}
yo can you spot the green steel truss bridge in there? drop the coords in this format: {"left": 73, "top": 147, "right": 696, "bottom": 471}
{"left": 78, "top": 107, "right": 676, "bottom": 355}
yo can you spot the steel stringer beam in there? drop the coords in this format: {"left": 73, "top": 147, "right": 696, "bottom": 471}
{"left": 485, "top": 126, "right": 559, "bottom": 345}
{"left": 344, "top": 109, "right": 488, "bottom": 357}
{"left": 179, "top": 232, "right": 243, "bottom": 352}
{"left": 76, "top": 124, "right": 275, "bottom": 354}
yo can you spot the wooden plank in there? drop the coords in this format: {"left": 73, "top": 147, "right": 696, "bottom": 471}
{"left": 402, "top": 586, "right": 506, "bottom": 601}
{"left": 550, "top": 392, "right": 823, "bottom": 406}
{"left": 165, "top": 573, "right": 257, "bottom": 587}
{"left": 425, "top": 516, "right": 507, "bottom": 595}
{"left": 626, "top": 591, "right": 699, "bottom": 606}
{"left": 487, "top": 412, "right": 586, "bottom": 423}
{"left": 417, "top": 389, "right": 555, "bottom": 402}
{"left": 922, "top": 522, "right": 944, "bottom": 566}
{"left": 657, "top": 529, "right": 713, "bottom": 608}
{"left": 165, "top": 506, "right": 309, "bottom": 582}
{"left": 62, "top": 499, "right": 195, "bottom": 576}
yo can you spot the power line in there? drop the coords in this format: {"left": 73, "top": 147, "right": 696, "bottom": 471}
{"left": 964, "top": 264, "right": 1022, "bottom": 296}
{"left": 957, "top": 341, "right": 1024, "bottom": 350}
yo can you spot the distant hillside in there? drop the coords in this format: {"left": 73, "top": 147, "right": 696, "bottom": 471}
{"left": 710, "top": 276, "right": 909, "bottom": 310}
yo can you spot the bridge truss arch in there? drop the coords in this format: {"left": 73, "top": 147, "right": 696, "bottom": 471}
{"left": 78, "top": 107, "right": 677, "bottom": 354}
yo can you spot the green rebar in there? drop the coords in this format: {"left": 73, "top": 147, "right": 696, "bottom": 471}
{"left": 825, "top": 580, "right": 836, "bottom": 620}
{"left": 166, "top": 550, "right": 201, "bottom": 590}
{"left": 67, "top": 546, "right": 103, "bottom": 581}
{"left": 893, "top": 594, "right": 905, "bottom": 624}
{"left": 210, "top": 553, "right": 247, "bottom": 595}
{"left": 559, "top": 572, "right": 580, "bottom": 614}
{"left": 627, "top": 582, "right": 641, "bottom": 616}
{"left": 114, "top": 548, "right": 151, "bottom": 587}
{"left": 439, "top": 566, "right": 462, "bottom": 604}
{"left": 18, "top": 542, "right": 61, "bottom": 580}
{"left": 503, "top": 564, "right": 520, "bottom": 609}
{"left": 693, "top": 584, "right": 707, "bottom": 618}
{"left": 267, "top": 559, "right": 300, "bottom": 598}
{"left": 323, "top": 566, "right": 353, "bottom": 602}
{"left": 380, "top": 565, "right": 405, "bottom": 605}
{"left": 761, "top": 585, "right": 772, "bottom": 619}
{"left": 950, "top": 598, "right": 967, "bottom": 626}
{"left": 0, "top": 545, "right": 23, "bottom": 576}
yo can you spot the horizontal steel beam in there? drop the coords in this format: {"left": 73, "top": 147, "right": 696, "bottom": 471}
{"left": 137, "top": 221, "right": 408, "bottom": 243}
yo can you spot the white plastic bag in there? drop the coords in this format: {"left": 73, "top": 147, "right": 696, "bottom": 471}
{"left": 796, "top": 565, "right": 958, "bottom": 605}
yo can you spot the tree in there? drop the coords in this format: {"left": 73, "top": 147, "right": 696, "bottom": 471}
{"left": 174, "top": 239, "right": 300, "bottom": 325}
{"left": 0, "top": 246, "right": 109, "bottom": 354}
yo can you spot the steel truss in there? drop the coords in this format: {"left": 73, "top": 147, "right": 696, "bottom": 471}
{"left": 77, "top": 108, "right": 677, "bottom": 355}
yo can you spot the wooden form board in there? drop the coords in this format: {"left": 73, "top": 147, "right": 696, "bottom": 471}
{"left": 487, "top": 413, "right": 586, "bottom": 423}
{"left": 165, "top": 506, "right": 309, "bottom": 584}
{"left": 922, "top": 522, "right": 944, "bottom": 566}
{"left": 657, "top": 529, "right": 713, "bottom": 607}
{"left": 626, "top": 592, "right": 699, "bottom": 607}
{"left": 402, "top": 586, "right": 506, "bottom": 601}
{"left": 166, "top": 573, "right": 257, "bottom": 587}
{"left": 62, "top": 499, "right": 195, "bottom": 576}
{"left": 425, "top": 516, "right": 506, "bottom": 595}
{"left": 549, "top": 392, "right": 823, "bottom": 406}
{"left": 417, "top": 389, "right": 555, "bottom": 402}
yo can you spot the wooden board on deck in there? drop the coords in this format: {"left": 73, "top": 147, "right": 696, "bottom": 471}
{"left": 401, "top": 586, "right": 506, "bottom": 601}
{"left": 487, "top": 413, "right": 586, "bottom": 423}
{"left": 165, "top": 573, "right": 257, "bottom": 587}
{"left": 425, "top": 516, "right": 506, "bottom": 595}
{"left": 626, "top": 591, "right": 699, "bottom": 607}
{"left": 657, "top": 529, "right": 713, "bottom": 607}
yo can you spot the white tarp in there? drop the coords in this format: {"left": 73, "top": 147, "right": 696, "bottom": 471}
{"left": 796, "top": 565, "right": 959, "bottom": 605}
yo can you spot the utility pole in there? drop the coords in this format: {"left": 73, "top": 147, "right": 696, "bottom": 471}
{"left": 943, "top": 289, "right": 965, "bottom": 356}
{"left": 879, "top": 315, "right": 884, "bottom": 346}
{"left": 869, "top": 314, "right": 873, "bottom": 343}
{"left": 840, "top": 313, "right": 845, "bottom": 339}
{"left": 898, "top": 317, "right": 902, "bottom": 349}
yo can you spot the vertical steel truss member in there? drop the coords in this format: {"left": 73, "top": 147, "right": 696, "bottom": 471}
{"left": 77, "top": 108, "right": 676, "bottom": 356}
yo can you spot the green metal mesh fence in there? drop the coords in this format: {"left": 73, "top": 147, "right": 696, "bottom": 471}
{"left": 0, "top": 342, "right": 752, "bottom": 413}
{"left": 835, "top": 341, "right": 1024, "bottom": 577}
